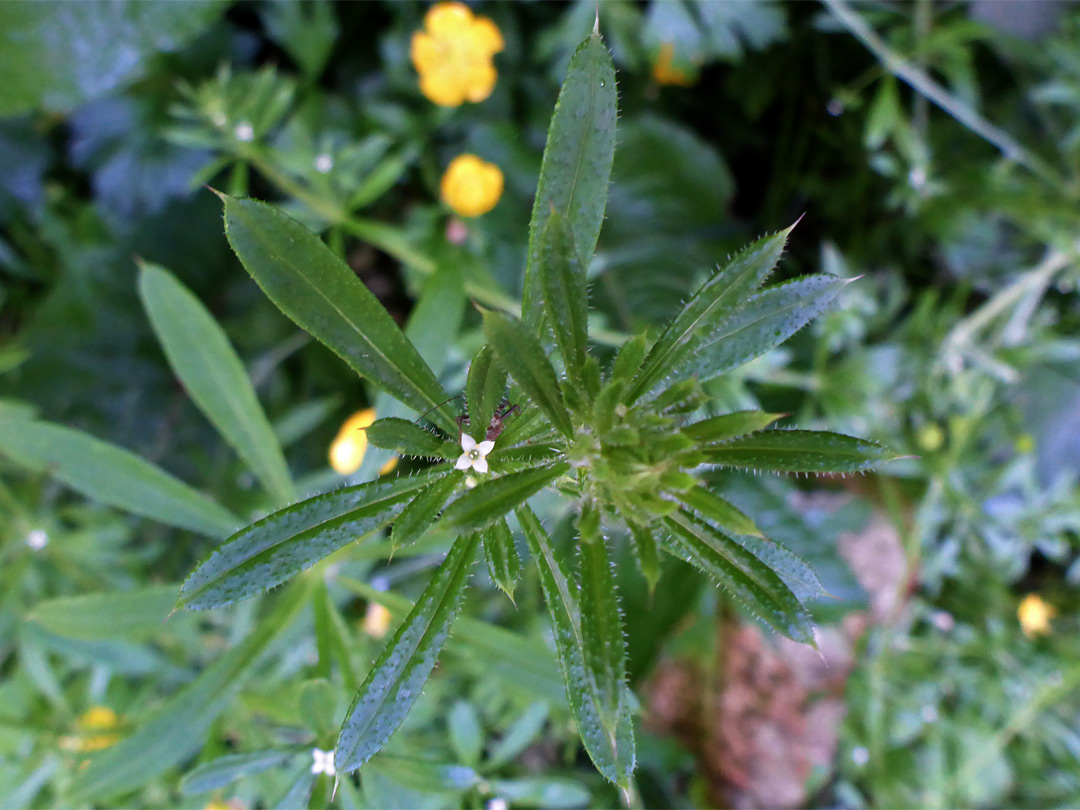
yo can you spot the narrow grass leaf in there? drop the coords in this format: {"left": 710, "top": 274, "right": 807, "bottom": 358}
{"left": 483, "top": 310, "right": 573, "bottom": 438}
{"left": 0, "top": 418, "right": 237, "bottom": 537}
{"left": 521, "top": 34, "right": 617, "bottom": 332}
{"left": 703, "top": 429, "right": 898, "bottom": 473}
{"left": 27, "top": 584, "right": 179, "bottom": 641}
{"left": 180, "top": 750, "right": 294, "bottom": 795}
{"left": 441, "top": 463, "right": 570, "bottom": 534}
{"left": 222, "top": 196, "right": 456, "bottom": 434}
{"left": 539, "top": 210, "right": 589, "bottom": 387}
{"left": 67, "top": 583, "right": 309, "bottom": 802}
{"left": 139, "top": 261, "right": 294, "bottom": 505}
{"left": 518, "top": 506, "right": 634, "bottom": 787}
{"left": 335, "top": 532, "right": 481, "bottom": 773}
{"left": 179, "top": 468, "right": 444, "bottom": 610}
{"left": 663, "top": 510, "right": 814, "bottom": 644}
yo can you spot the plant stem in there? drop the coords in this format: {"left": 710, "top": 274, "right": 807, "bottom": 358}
{"left": 823, "top": 0, "right": 1066, "bottom": 193}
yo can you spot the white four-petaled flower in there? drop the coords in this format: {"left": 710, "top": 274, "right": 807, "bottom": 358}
{"left": 311, "top": 748, "right": 336, "bottom": 776}
{"left": 455, "top": 433, "right": 494, "bottom": 474}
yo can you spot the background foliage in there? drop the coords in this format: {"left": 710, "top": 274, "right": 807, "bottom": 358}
{"left": 1, "top": 1, "right": 1079, "bottom": 808}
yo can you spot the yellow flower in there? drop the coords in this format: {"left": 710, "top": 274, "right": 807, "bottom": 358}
{"left": 364, "top": 602, "right": 393, "bottom": 638}
{"left": 1018, "top": 593, "right": 1056, "bottom": 638}
{"left": 64, "top": 706, "right": 121, "bottom": 752}
{"left": 411, "top": 2, "right": 504, "bottom": 107}
{"left": 329, "top": 408, "right": 377, "bottom": 475}
{"left": 652, "top": 43, "right": 695, "bottom": 87}
{"left": 440, "top": 154, "right": 504, "bottom": 218}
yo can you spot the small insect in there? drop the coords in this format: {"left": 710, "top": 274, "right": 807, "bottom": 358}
{"left": 485, "top": 399, "right": 520, "bottom": 442}
{"left": 455, "top": 398, "right": 519, "bottom": 442}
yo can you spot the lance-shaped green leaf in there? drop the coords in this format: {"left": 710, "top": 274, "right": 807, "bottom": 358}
{"left": 676, "top": 275, "right": 848, "bottom": 387}
{"left": 26, "top": 584, "right": 179, "bottom": 642}
{"left": 578, "top": 536, "right": 633, "bottom": 760}
{"left": 336, "top": 532, "right": 480, "bottom": 773}
{"left": 628, "top": 522, "right": 661, "bottom": 597}
{"left": 180, "top": 750, "right": 295, "bottom": 795}
{"left": 517, "top": 506, "right": 635, "bottom": 787}
{"left": 465, "top": 345, "right": 506, "bottom": 439}
{"left": 0, "top": 418, "right": 237, "bottom": 537}
{"left": 539, "top": 210, "right": 589, "bottom": 388}
{"left": 663, "top": 510, "right": 814, "bottom": 644}
{"left": 483, "top": 310, "right": 573, "bottom": 439}
{"left": 139, "top": 261, "right": 295, "bottom": 505}
{"left": 366, "top": 417, "right": 454, "bottom": 460}
{"left": 440, "top": 463, "right": 569, "bottom": 534}
{"left": 735, "top": 534, "right": 828, "bottom": 603}
{"left": 521, "top": 33, "right": 617, "bottom": 332}
{"left": 221, "top": 195, "right": 456, "bottom": 434}
{"left": 676, "top": 485, "right": 763, "bottom": 538}
{"left": 682, "top": 410, "right": 786, "bottom": 444}
{"left": 341, "top": 576, "right": 563, "bottom": 703}
{"left": 482, "top": 519, "right": 521, "bottom": 601}
{"left": 179, "top": 469, "right": 444, "bottom": 610}
{"left": 628, "top": 226, "right": 793, "bottom": 400}
{"left": 67, "top": 583, "right": 309, "bottom": 802}
{"left": 703, "top": 429, "right": 898, "bottom": 474}
{"left": 391, "top": 471, "right": 461, "bottom": 547}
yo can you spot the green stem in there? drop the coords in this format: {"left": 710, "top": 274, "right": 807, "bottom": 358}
{"left": 823, "top": 0, "right": 1066, "bottom": 192}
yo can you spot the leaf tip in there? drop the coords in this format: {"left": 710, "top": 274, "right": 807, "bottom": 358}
{"left": 203, "top": 184, "right": 228, "bottom": 203}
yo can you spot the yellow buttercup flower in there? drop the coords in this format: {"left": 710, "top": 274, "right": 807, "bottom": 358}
{"left": 652, "top": 42, "right": 695, "bottom": 87}
{"left": 1018, "top": 593, "right": 1056, "bottom": 638}
{"left": 440, "top": 154, "right": 503, "bottom": 218}
{"left": 411, "top": 2, "right": 504, "bottom": 107}
{"left": 363, "top": 602, "right": 393, "bottom": 638}
{"left": 329, "top": 408, "right": 377, "bottom": 475}
{"left": 62, "top": 706, "right": 121, "bottom": 752}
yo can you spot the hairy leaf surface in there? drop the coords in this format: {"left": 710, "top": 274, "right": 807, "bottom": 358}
{"left": 180, "top": 469, "right": 444, "bottom": 610}
{"left": 703, "top": 429, "right": 897, "bottom": 473}
{"left": 521, "top": 34, "right": 617, "bottom": 332}
{"left": 336, "top": 533, "right": 480, "bottom": 772}
{"left": 663, "top": 510, "right": 814, "bottom": 644}
{"left": 222, "top": 196, "right": 456, "bottom": 433}
{"left": 483, "top": 310, "right": 573, "bottom": 438}
{"left": 518, "top": 506, "right": 634, "bottom": 787}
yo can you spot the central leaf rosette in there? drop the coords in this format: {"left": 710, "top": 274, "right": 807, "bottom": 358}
{"left": 178, "top": 28, "right": 898, "bottom": 793}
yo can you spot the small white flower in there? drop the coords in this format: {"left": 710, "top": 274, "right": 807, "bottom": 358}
{"left": 234, "top": 121, "right": 254, "bottom": 142}
{"left": 465, "top": 475, "right": 478, "bottom": 489}
{"left": 455, "top": 433, "right": 494, "bottom": 474}
{"left": 311, "top": 748, "right": 336, "bottom": 776}
{"left": 486, "top": 799, "right": 508, "bottom": 810}
{"left": 314, "top": 153, "right": 334, "bottom": 173}
{"left": 921, "top": 704, "right": 939, "bottom": 724}
{"left": 26, "top": 529, "right": 48, "bottom": 551}
{"left": 851, "top": 746, "right": 869, "bottom": 766}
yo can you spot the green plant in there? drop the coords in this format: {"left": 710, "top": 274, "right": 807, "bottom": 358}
{"left": 166, "top": 30, "right": 898, "bottom": 792}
